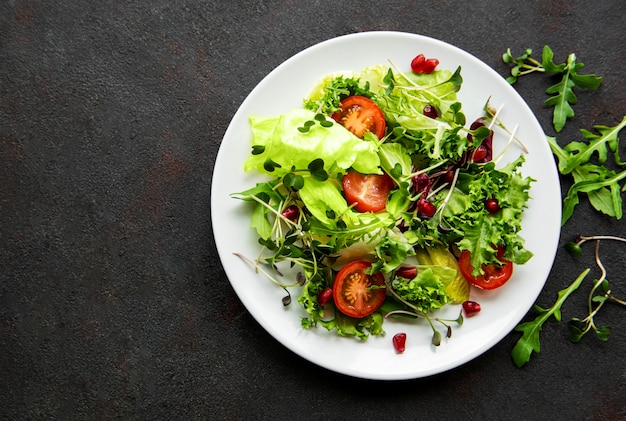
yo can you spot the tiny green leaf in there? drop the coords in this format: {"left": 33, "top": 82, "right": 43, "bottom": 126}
{"left": 595, "top": 326, "right": 611, "bottom": 341}
{"left": 263, "top": 158, "right": 281, "bottom": 172}
{"left": 431, "top": 330, "right": 442, "bottom": 346}
{"left": 564, "top": 241, "right": 582, "bottom": 258}
{"left": 251, "top": 145, "right": 266, "bottom": 155}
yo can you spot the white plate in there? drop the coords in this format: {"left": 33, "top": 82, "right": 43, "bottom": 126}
{"left": 211, "top": 31, "right": 561, "bottom": 380}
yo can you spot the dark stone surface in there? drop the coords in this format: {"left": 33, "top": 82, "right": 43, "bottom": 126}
{"left": 1, "top": 1, "right": 624, "bottom": 419}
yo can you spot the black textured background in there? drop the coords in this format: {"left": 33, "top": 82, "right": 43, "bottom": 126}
{"left": 1, "top": 1, "right": 625, "bottom": 420}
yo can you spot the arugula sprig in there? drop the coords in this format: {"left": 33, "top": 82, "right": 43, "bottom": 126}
{"left": 548, "top": 116, "right": 626, "bottom": 224}
{"left": 511, "top": 268, "right": 588, "bottom": 368}
{"left": 512, "top": 234, "right": 626, "bottom": 367}
{"left": 503, "top": 45, "right": 603, "bottom": 132}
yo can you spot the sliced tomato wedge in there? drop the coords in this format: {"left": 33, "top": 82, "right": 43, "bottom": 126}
{"left": 458, "top": 250, "right": 513, "bottom": 290}
{"left": 331, "top": 96, "right": 386, "bottom": 139}
{"left": 342, "top": 170, "right": 395, "bottom": 213}
{"left": 333, "top": 260, "right": 386, "bottom": 318}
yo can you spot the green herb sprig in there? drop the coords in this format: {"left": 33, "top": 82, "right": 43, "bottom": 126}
{"left": 511, "top": 234, "right": 626, "bottom": 367}
{"left": 503, "top": 45, "right": 603, "bottom": 132}
{"left": 511, "top": 268, "right": 588, "bottom": 368}
{"left": 548, "top": 116, "right": 626, "bottom": 224}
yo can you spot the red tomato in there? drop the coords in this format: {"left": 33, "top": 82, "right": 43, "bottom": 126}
{"left": 342, "top": 170, "right": 395, "bottom": 213}
{"left": 331, "top": 96, "right": 386, "bottom": 139}
{"left": 458, "top": 250, "right": 513, "bottom": 290}
{"left": 333, "top": 260, "right": 386, "bottom": 318}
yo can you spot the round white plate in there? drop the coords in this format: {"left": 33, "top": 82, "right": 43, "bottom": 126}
{"left": 211, "top": 31, "right": 561, "bottom": 380}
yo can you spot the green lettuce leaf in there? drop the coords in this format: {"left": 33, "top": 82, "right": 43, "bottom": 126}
{"left": 392, "top": 266, "right": 455, "bottom": 313}
{"left": 244, "top": 108, "right": 381, "bottom": 178}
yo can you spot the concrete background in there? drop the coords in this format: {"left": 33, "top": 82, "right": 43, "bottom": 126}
{"left": 1, "top": 1, "right": 624, "bottom": 419}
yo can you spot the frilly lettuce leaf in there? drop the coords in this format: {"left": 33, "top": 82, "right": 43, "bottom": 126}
{"left": 392, "top": 266, "right": 455, "bottom": 314}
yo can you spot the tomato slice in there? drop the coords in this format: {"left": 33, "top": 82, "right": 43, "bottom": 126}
{"left": 458, "top": 250, "right": 513, "bottom": 290}
{"left": 331, "top": 96, "right": 386, "bottom": 139}
{"left": 333, "top": 260, "right": 386, "bottom": 318}
{"left": 342, "top": 170, "right": 395, "bottom": 213}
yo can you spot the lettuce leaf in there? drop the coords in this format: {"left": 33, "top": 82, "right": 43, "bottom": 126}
{"left": 244, "top": 108, "right": 381, "bottom": 178}
{"left": 391, "top": 266, "right": 455, "bottom": 313}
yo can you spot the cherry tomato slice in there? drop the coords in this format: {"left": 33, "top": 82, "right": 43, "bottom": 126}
{"left": 331, "top": 96, "right": 386, "bottom": 139}
{"left": 342, "top": 170, "right": 395, "bottom": 213}
{"left": 333, "top": 260, "right": 386, "bottom": 318}
{"left": 458, "top": 250, "right": 513, "bottom": 290}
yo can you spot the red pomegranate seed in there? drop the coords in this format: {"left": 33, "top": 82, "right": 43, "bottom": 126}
{"left": 485, "top": 198, "right": 500, "bottom": 214}
{"left": 462, "top": 300, "right": 481, "bottom": 317}
{"left": 422, "top": 58, "right": 439, "bottom": 74}
{"left": 281, "top": 205, "right": 300, "bottom": 222}
{"left": 317, "top": 287, "right": 333, "bottom": 307}
{"left": 471, "top": 144, "right": 488, "bottom": 162}
{"left": 410, "top": 54, "right": 426, "bottom": 73}
{"left": 396, "top": 266, "right": 418, "bottom": 279}
{"left": 410, "top": 54, "right": 439, "bottom": 74}
{"left": 393, "top": 333, "right": 407, "bottom": 353}
{"left": 423, "top": 105, "right": 439, "bottom": 119}
{"left": 443, "top": 170, "right": 455, "bottom": 184}
{"left": 417, "top": 198, "right": 436, "bottom": 218}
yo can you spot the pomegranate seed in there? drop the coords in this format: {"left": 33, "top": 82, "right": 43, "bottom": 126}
{"left": 281, "top": 205, "right": 300, "bottom": 222}
{"left": 411, "top": 54, "right": 439, "bottom": 74}
{"left": 471, "top": 144, "right": 488, "bottom": 162}
{"left": 410, "top": 54, "right": 426, "bottom": 73}
{"left": 317, "top": 287, "right": 333, "bottom": 307}
{"left": 396, "top": 266, "right": 418, "bottom": 279}
{"left": 467, "top": 118, "right": 493, "bottom": 163}
{"left": 462, "top": 300, "right": 481, "bottom": 317}
{"left": 470, "top": 119, "right": 486, "bottom": 130}
{"left": 393, "top": 333, "right": 407, "bottom": 353}
{"left": 422, "top": 58, "right": 439, "bottom": 74}
{"left": 412, "top": 173, "right": 432, "bottom": 195}
{"left": 417, "top": 198, "right": 436, "bottom": 218}
{"left": 423, "top": 105, "right": 438, "bottom": 119}
{"left": 485, "top": 198, "right": 500, "bottom": 214}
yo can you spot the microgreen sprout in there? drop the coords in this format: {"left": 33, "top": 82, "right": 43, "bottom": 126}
{"left": 502, "top": 48, "right": 544, "bottom": 82}
{"left": 483, "top": 99, "right": 529, "bottom": 153}
{"left": 297, "top": 113, "right": 334, "bottom": 132}
{"left": 565, "top": 235, "right": 626, "bottom": 342}
{"left": 511, "top": 234, "right": 626, "bottom": 367}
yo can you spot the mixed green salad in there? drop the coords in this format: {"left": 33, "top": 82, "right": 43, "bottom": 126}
{"left": 232, "top": 53, "right": 534, "bottom": 346}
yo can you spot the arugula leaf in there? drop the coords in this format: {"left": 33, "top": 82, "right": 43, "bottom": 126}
{"left": 547, "top": 117, "right": 626, "bottom": 224}
{"left": 511, "top": 268, "right": 589, "bottom": 367}
{"left": 563, "top": 165, "right": 626, "bottom": 223}
{"left": 542, "top": 47, "right": 603, "bottom": 132}
{"left": 554, "top": 116, "right": 626, "bottom": 174}
{"left": 503, "top": 45, "right": 603, "bottom": 132}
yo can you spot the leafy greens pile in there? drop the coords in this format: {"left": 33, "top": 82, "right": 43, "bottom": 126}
{"left": 233, "top": 61, "right": 533, "bottom": 343}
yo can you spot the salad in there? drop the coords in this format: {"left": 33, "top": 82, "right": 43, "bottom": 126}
{"left": 232, "top": 52, "right": 534, "bottom": 347}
